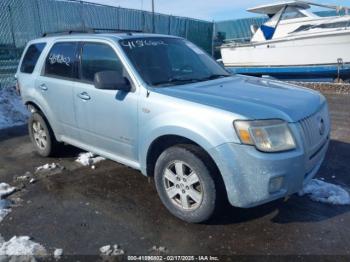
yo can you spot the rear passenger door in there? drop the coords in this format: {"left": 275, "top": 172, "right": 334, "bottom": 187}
{"left": 74, "top": 41, "right": 138, "bottom": 162}
{"left": 36, "top": 41, "right": 80, "bottom": 140}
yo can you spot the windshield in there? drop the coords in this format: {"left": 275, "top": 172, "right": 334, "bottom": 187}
{"left": 119, "top": 37, "right": 230, "bottom": 87}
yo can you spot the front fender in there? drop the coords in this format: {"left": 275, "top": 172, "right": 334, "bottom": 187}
{"left": 138, "top": 110, "right": 235, "bottom": 175}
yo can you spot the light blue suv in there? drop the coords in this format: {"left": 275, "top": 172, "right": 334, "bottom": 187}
{"left": 16, "top": 33, "right": 330, "bottom": 223}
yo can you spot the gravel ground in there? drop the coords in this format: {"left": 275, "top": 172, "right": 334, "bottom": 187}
{"left": 291, "top": 82, "right": 350, "bottom": 95}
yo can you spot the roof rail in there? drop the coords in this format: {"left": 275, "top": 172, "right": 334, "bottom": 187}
{"left": 42, "top": 29, "right": 94, "bottom": 37}
{"left": 42, "top": 28, "right": 143, "bottom": 37}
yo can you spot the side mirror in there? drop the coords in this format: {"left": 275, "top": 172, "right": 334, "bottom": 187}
{"left": 94, "top": 71, "right": 131, "bottom": 92}
{"left": 216, "top": 59, "right": 225, "bottom": 68}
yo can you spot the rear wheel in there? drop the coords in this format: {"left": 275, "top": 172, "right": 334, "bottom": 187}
{"left": 154, "top": 145, "right": 218, "bottom": 223}
{"left": 28, "top": 112, "right": 59, "bottom": 157}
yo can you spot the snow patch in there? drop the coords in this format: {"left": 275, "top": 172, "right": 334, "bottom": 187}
{"left": 100, "top": 244, "right": 124, "bottom": 256}
{"left": 0, "top": 183, "right": 16, "bottom": 198}
{"left": 76, "top": 152, "right": 105, "bottom": 167}
{"left": 299, "top": 179, "right": 350, "bottom": 205}
{"left": 35, "top": 163, "right": 63, "bottom": 174}
{"left": 54, "top": 248, "right": 63, "bottom": 259}
{"left": 152, "top": 245, "right": 167, "bottom": 253}
{"left": 0, "top": 235, "right": 47, "bottom": 257}
{"left": 0, "top": 86, "right": 28, "bottom": 130}
{"left": 0, "top": 183, "right": 16, "bottom": 223}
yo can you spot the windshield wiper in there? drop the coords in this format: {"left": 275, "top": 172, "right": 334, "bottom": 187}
{"left": 201, "top": 74, "right": 230, "bottom": 81}
{"left": 152, "top": 77, "right": 203, "bottom": 87}
{"left": 152, "top": 74, "right": 230, "bottom": 87}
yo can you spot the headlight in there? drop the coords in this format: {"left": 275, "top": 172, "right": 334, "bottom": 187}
{"left": 234, "top": 119, "right": 296, "bottom": 152}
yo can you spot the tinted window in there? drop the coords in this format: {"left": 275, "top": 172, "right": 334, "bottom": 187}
{"left": 292, "top": 21, "right": 350, "bottom": 33}
{"left": 45, "top": 42, "right": 78, "bottom": 78}
{"left": 80, "top": 43, "right": 123, "bottom": 82}
{"left": 20, "top": 43, "right": 46, "bottom": 73}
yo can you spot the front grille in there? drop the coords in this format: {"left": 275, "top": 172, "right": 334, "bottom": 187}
{"left": 299, "top": 104, "right": 330, "bottom": 149}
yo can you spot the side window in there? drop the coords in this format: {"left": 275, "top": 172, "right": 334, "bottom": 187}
{"left": 20, "top": 43, "right": 46, "bottom": 74}
{"left": 281, "top": 7, "right": 306, "bottom": 20}
{"left": 45, "top": 42, "right": 78, "bottom": 79}
{"left": 80, "top": 43, "right": 123, "bottom": 82}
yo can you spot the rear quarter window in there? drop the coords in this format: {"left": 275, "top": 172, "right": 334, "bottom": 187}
{"left": 20, "top": 43, "right": 46, "bottom": 74}
{"left": 45, "top": 42, "right": 78, "bottom": 79}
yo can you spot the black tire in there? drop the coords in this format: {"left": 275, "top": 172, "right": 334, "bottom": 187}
{"left": 154, "top": 145, "right": 218, "bottom": 223}
{"left": 28, "top": 112, "right": 59, "bottom": 157}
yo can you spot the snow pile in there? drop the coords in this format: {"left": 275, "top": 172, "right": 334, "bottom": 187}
{"left": 100, "top": 244, "right": 124, "bottom": 256}
{"left": 0, "top": 235, "right": 47, "bottom": 257}
{"left": 54, "top": 248, "right": 63, "bottom": 259}
{"left": 35, "top": 163, "right": 63, "bottom": 174}
{"left": 76, "top": 152, "right": 105, "bottom": 167}
{"left": 299, "top": 179, "right": 350, "bottom": 205}
{"left": 0, "top": 183, "right": 16, "bottom": 198}
{"left": 0, "top": 86, "right": 28, "bottom": 130}
{"left": 0, "top": 183, "right": 16, "bottom": 223}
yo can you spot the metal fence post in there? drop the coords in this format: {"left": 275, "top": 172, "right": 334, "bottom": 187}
{"left": 80, "top": 0, "right": 85, "bottom": 31}
{"left": 117, "top": 7, "right": 120, "bottom": 30}
{"left": 35, "top": 0, "right": 43, "bottom": 37}
{"left": 211, "top": 20, "right": 215, "bottom": 57}
{"left": 7, "top": 5, "right": 16, "bottom": 47}
{"left": 168, "top": 15, "right": 171, "bottom": 35}
{"left": 152, "top": 0, "right": 155, "bottom": 33}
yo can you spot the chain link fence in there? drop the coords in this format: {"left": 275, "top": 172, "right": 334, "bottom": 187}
{"left": 0, "top": 0, "right": 214, "bottom": 88}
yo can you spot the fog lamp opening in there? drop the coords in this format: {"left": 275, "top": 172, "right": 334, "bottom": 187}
{"left": 269, "top": 176, "right": 284, "bottom": 193}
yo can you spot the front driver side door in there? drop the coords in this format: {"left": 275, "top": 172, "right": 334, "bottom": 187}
{"left": 74, "top": 42, "right": 138, "bottom": 163}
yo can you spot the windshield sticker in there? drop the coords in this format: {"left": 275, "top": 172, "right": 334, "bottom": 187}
{"left": 185, "top": 42, "right": 205, "bottom": 55}
{"left": 121, "top": 40, "right": 168, "bottom": 50}
{"left": 48, "top": 53, "right": 71, "bottom": 66}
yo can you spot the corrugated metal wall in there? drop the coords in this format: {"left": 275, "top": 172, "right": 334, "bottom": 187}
{"left": 215, "top": 17, "right": 267, "bottom": 41}
{"left": 0, "top": 0, "right": 213, "bottom": 88}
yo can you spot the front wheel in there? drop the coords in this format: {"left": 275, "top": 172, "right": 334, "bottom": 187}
{"left": 154, "top": 145, "right": 218, "bottom": 223}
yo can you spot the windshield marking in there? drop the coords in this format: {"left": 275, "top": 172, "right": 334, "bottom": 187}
{"left": 120, "top": 40, "right": 168, "bottom": 50}
{"left": 48, "top": 53, "right": 71, "bottom": 66}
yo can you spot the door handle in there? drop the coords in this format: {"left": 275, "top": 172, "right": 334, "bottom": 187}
{"left": 39, "top": 84, "right": 48, "bottom": 91}
{"left": 78, "top": 92, "right": 91, "bottom": 101}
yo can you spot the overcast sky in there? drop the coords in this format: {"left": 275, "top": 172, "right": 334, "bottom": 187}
{"left": 83, "top": 0, "right": 350, "bottom": 21}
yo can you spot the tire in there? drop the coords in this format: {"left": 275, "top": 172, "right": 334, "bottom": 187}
{"left": 28, "top": 112, "right": 59, "bottom": 157}
{"left": 154, "top": 145, "right": 218, "bottom": 223}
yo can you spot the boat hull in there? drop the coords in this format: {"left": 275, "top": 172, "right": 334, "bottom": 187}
{"left": 226, "top": 63, "right": 350, "bottom": 81}
{"left": 221, "top": 31, "right": 350, "bottom": 80}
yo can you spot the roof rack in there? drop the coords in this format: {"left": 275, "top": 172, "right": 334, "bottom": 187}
{"left": 42, "top": 29, "right": 93, "bottom": 37}
{"left": 42, "top": 28, "right": 143, "bottom": 37}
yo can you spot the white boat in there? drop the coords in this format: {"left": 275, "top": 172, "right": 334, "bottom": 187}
{"left": 220, "top": 1, "right": 350, "bottom": 81}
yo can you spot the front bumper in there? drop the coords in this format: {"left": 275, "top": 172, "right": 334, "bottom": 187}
{"left": 209, "top": 136, "right": 329, "bottom": 208}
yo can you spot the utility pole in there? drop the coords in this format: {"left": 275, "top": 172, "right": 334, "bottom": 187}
{"left": 152, "top": 0, "right": 155, "bottom": 33}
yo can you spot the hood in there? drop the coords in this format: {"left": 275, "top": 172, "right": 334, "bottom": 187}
{"left": 152, "top": 76, "right": 325, "bottom": 122}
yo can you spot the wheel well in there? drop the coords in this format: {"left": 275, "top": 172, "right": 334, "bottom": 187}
{"left": 25, "top": 102, "right": 42, "bottom": 114}
{"left": 146, "top": 135, "right": 218, "bottom": 178}
{"left": 146, "top": 135, "right": 229, "bottom": 206}
{"left": 25, "top": 101, "right": 58, "bottom": 141}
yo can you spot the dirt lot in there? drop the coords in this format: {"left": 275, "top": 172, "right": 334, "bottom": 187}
{"left": 0, "top": 92, "right": 349, "bottom": 258}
